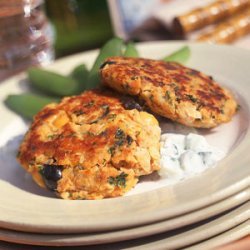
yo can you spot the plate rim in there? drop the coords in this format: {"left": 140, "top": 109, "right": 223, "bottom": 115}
{"left": 0, "top": 198, "right": 248, "bottom": 247}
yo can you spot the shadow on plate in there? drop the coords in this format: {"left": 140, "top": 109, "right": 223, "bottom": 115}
{"left": 0, "top": 134, "right": 54, "bottom": 198}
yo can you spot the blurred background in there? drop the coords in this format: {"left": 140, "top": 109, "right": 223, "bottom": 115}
{"left": 45, "top": 0, "right": 114, "bottom": 57}
{"left": 0, "top": 0, "right": 249, "bottom": 80}
{"left": 46, "top": 0, "right": 250, "bottom": 57}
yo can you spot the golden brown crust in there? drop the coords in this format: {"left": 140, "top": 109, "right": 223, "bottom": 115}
{"left": 100, "top": 57, "right": 237, "bottom": 128}
{"left": 17, "top": 90, "right": 160, "bottom": 199}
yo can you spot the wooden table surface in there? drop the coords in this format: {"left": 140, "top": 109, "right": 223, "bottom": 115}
{"left": 0, "top": 234, "right": 249, "bottom": 249}
{"left": 217, "top": 235, "right": 250, "bottom": 250}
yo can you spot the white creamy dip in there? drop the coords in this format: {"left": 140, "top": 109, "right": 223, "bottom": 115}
{"left": 159, "top": 133, "right": 225, "bottom": 180}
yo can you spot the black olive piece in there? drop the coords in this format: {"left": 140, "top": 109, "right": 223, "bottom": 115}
{"left": 126, "top": 135, "right": 133, "bottom": 145}
{"left": 41, "top": 164, "right": 63, "bottom": 191}
{"left": 99, "top": 61, "right": 116, "bottom": 69}
{"left": 121, "top": 96, "right": 143, "bottom": 111}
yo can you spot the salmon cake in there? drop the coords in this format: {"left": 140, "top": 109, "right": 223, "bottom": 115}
{"left": 100, "top": 57, "right": 237, "bottom": 128}
{"left": 17, "top": 90, "right": 160, "bottom": 200}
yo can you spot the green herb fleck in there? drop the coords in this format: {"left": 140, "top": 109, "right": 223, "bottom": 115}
{"left": 220, "top": 109, "right": 225, "bottom": 114}
{"left": 101, "top": 104, "right": 109, "bottom": 109}
{"left": 236, "top": 104, "right": 241, "bottom": 112}
{"left": 37, "top": 165, "right": 44, "bottom": 174}
{"left": 76, "top": 196, "right": 85, "bottom": 200}
{"left": 108, "top": 146, "right": 116, "bottom": 156}
{"left": 115, "top": 128, "right": 126, "bottom": 147}
{"left": 108, "top": 114, "right": 117, "bottom": 120}
{"left": 76, "top": 165, "right": 84, "bottom": 170}
{"left": 186, "top": 94, "right": 197, "bottom": 103}
{"left": 47, "top": 134, "right": 56, "bottom": 139}
{"left": 73, "top": 110, "right": 84, "bottom": 116}
{"left": 102, "top": 158, "right": 107, "bottom": 165}
{"left": 66, "top": 133, "right": 76, "bottom": 138}
{"left": 174, "top": 86, "right": 179, "bottom": 92}
{"left": 165, "top": 90, "right": 171, "bottom": 101}
{"left": 135, "top": 131, "right": 141, "bottom": 137}
{"left": 87, "top": 131, "right": 95, "bottom": 136}
{"left": 108, "top": 172, "right": 128, "bottom": 188}
{"left": 170, "top": 82, "right": 179, "bottom": 90}
{"left": 101, "top": 104, "right": 110, "bottom": 116}
{"left": 196, "top": 103, "right": 203, "bottom": 111}
{"left": 89, "top": 104, "right": 110, "bottom": 124}
{"left": 84, "top": 100, "right": 94, "bottom": 107}
{"left": 130, "top": 76, "right": 138, "bottom": 80}
{"left": 123, "top": 83, "right": 130, "bottom": 90}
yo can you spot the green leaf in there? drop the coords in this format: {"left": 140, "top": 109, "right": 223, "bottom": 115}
{"left": 5, "top": 94, "right": 59, "bottom": 120}
{"left": 69, "top": 64, "right": 89, "bottom": 92}
{"left": 86, "top": 37, "right": 124, "bottom": 89}
{"left": 123, "top": 42, "right": 139, "bottom": 57}
{"left": 162, "top": 46, "right": 190, "bottom": 64}
{"left": 28, "top": 67, "right": 80, "bottom": 97}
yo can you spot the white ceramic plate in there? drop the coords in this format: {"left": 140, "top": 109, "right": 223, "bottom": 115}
{"left": 0, "top": 222, "right": 248, "bottom": 250}
{"left": 0, "top": 202, "right": 248, "bottom": 249}
{"left": 127, "top": 202, "right": 249, "bottom": 250}
{"left": 0, "top": 189, "right": 248, "bottom": 246}
{"left": 0, "top": 42, "right": 250, "bottom": 234}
